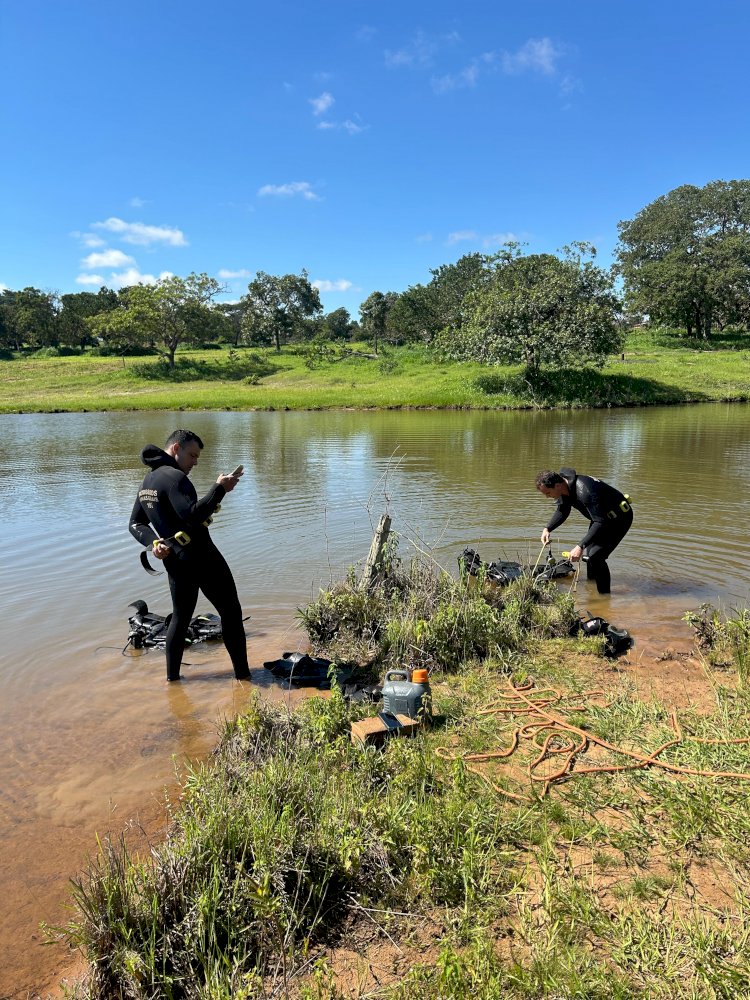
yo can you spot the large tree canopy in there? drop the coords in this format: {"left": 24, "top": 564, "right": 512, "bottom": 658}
{"left": 240, "top": 271, "right": 322, "bottom": 351}
{"left": 0, "top": 287, "right": 58, "bottom": 350}
{"left": 437, "top": 244, "right": 621, "bottom": 377}
{"left": 385, "top": 254, "right": 492, "bottom": 346}
{"left": 59, "top": 288, "right": 118, "bottom": 348}
{"left": 617, "top": 180, "right": 750, "bottom": 337}
{"left": 359, "top": 290, "right": 399, "bottom": 354}
{"left": 89, "top": 273, "right": 222, "bottom": 367}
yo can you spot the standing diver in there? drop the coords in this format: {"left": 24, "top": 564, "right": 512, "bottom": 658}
{"left": 535, "top": 468, "right": 633, "bottom": 594}
{"left": 129, "top": 429, "right": 251, "bottom": 682}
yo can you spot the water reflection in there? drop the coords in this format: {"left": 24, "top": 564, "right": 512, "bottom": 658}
{"left": 1, "top": 404, "right": 750, "bottom": 994}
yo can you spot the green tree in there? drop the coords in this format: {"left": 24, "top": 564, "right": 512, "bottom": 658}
{"left": 0, "top": 290, "right": 21, "bottom": 350}
{"left": 1, "top": 287, "right": 59, "bottom": 349}
{"left": 240, "top": 271, "right": 322, "bottom": 352}
{"left": 89, "top": 273, "right": 222, "bottom": 367}
{"left": 322, "top": 306, "right": 353, "bottom": 340}
{"left": 428, "top": 252, "right": 492, "bottom": 334}
{"left": 439, "top": 244, "right": 621, "bottom": 378}
{"left": 617, "top": 180, "right": 750, "bottom": 338}
{"left": 214, "top": 301, "right": 244, "bottom": 346}
{"left": 59, "top": 288, "right": 118, "bottom": 348}
{"left": 386, "top": 283, "right": 440, "bottom": 343}
{"left": 359, "top": 290, "right": 398, "bottom": 354}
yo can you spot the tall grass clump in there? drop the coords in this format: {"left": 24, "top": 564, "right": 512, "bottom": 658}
{"left": 683, "top": 602, "right": 750, "bottom": 684}
{"left": 297, "top": 546, "right": 579, "bottom": 673}
{"left": 64, "top": 692, "right": 518, "bottom": 998}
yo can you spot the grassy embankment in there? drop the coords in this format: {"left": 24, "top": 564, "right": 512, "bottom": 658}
{"left": 62, "top": 549, "right": 750, "bottom": 999}
{"left": 3, "top": 329, "right": 750, "bottom": 414}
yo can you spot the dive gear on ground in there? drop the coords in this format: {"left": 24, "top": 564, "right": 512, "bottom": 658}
{"left": 124, "top": 599, "right": 223, "bottom": 651}
{"left": 458, "top": 547, "right": 574, "bottom": 584}
{"left": 571, "top": 612, "right": 634, "bottom": 657}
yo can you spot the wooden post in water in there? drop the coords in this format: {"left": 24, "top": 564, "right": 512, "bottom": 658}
{"left": 360, "top": 513, "right": 391, "bottom": 591}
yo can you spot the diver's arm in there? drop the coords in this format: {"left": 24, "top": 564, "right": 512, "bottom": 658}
{"left": 167, "top": 475, "right": 226, "bottom": 528}
{"left": 545, "top": 499, "right": 570, "bottom": 534}
{"left": 129, "top": 497, "right": 157, "bottom": 547}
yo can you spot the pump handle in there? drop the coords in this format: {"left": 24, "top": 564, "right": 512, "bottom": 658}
{"left": 384, "top": 669, "right": 409, "bottom": 682}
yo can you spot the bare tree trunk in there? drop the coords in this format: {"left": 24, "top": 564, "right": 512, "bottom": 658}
{"left": 360, "top": 514, "right": 391, "bottom": 591}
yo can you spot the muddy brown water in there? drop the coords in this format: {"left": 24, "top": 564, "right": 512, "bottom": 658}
{"left": 1, "top": 405, "right": 750, "bottom": 996}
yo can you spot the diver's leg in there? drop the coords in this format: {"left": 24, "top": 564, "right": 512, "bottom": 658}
{"left": 199, "top": 548, "right": 250, "bottom": 680}
{"left": 583, "top": 549, "right": 611, "bottom": 593}
{"left": 593, "top": 559, "right": 611, "bottom": 594}
{"left": 166, "top": 563, "right": 199, "bottom": 681}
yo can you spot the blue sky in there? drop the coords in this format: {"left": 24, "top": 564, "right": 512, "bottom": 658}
{"left": 1, "top": 0, "right": 749, "bottom": 316}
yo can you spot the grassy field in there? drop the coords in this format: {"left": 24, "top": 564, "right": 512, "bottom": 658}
{"left": 3, "top": 331, "right": 750, "bottom": 414}
{"left": 61, "top": 556, "right": 750, "bottom": 998}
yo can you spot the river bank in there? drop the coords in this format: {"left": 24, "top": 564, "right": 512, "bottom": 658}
{"left": 3, "top": 334, "right": 750, "bottom": 414}
{"left": 5, "top": 404, "right": 750, "bottom": 996}
{"left": 59, "top": 552, "right": 750, "bottom": 998}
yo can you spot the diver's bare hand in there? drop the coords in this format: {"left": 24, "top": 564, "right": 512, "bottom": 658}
{"left": 217, "top": 471, "right": 242, "bottom": 492}
{"left": 540, "top": 528, "right": 551, "bottom": 545}
{"left": 152, "top": 541, "right": 170, "bottom": 560}
{"left": 569, "top": 545, "right": 583, "bottom": 562}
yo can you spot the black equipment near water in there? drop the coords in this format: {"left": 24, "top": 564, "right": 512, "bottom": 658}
{"left": 458, "top": 547, "right": 574, "bottom": 585}
{"left": 573, "top": 613, "right": 634, "bottom": 657}
{"left": 125, "top": 599, "right": 223, "bottom": 651}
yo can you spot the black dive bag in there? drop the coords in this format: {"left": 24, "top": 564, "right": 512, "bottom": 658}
{"left": 125, "top": 599, "right": 223, "bottom": 650}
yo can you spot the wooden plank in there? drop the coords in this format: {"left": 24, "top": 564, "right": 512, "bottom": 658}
{"left": 350, "top": 713, "right": 421, "bottom": 747}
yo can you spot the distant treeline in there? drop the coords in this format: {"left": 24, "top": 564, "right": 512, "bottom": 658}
{"left": 3, "top": 179, "right": 750, "bottom": 376}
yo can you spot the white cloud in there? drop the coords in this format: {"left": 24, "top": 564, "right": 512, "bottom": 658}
{"left": 445, "top": 230, "right": 518, "bottom": 247}
{"left": 218, "top": 268, "right": 252, "bottom": 279}
{"left": 82, "top": 249, "right": 136, "bottom": 269}
{"left": 92, "top": 217, "right": 188, "bottom": 246}
{"left": 0, "top": 282, "right": 10, "bottom": 292}
{"left": 108, "top": 268, "right": 173, "bottom": 288}
{"left": 312, "top": 279, "right": 353, "bottom": 293}
{"left": 385, "top": 30, "right": 458, "bottom": 69}
{"left": 355, "top": 25, "right": 376, "bottom": 42}
{"left": 482, "top": 232, "right": 517, "bottom": 247}
{"left": 76, "top": 273, "right": 105, "bottom": 286}
{"left": 317, "top": 118, "right": 365, "bottom": 134}
{"left": 129, "top": 196, "right": 147, "bottom": 208}
{"left": 415, "top": 233, "right": 433, "bottom": 242}
{"left": 432, "top": 53, "right": 494, "bottom": 93}
{"left": 71, "top": 231, "right": 107, "bottom": 248}
{"left": 446, "top": 230, "right": 478, "bottom": 245}
{"left": 559, "top": 74, "right": 583, "bottom": 98}
{"left": 309, "top": 91, "right": 334, "bottom": 115}
{"left": 257, "top": 181, "right": 320, "bottom": 201}
{"left": 502, "top": 37, "right": 561, "bottom": 76}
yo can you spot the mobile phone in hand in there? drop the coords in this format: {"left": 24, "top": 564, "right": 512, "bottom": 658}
{"left": 231, "top": 464, "right": 244, "bottom": 477}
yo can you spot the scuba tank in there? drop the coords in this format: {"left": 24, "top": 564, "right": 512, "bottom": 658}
{"left": 382, "top": 668, "right": 432, "bottom": 720}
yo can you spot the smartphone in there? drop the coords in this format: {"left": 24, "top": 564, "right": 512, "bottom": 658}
{"left": 230, "top": 464, "right": 244, "bottom": 477}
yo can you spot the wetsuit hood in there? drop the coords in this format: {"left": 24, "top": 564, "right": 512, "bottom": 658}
{"left": 559, "top": 467, "right": 577, "bottom": 492}
{"left": 141, "top": 444, "right": 179, "bottom": 471}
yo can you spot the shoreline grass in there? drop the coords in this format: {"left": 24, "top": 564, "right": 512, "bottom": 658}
{"left": 3, "top": 334, "right": 750, "bottom": 414}
{"left": 60, "top": 552, "right": 750, "bottom": 998}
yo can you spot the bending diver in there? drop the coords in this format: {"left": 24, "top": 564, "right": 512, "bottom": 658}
{"left": 535, "top": 468, "right": 633, "bottom": 594}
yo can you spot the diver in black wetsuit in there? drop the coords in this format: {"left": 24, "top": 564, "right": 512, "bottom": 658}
{"left": 535, "top": 468, "right": 633, "bottom": 594}
{"left": 129, "top": 429, "right": 251, "bottom": 682}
